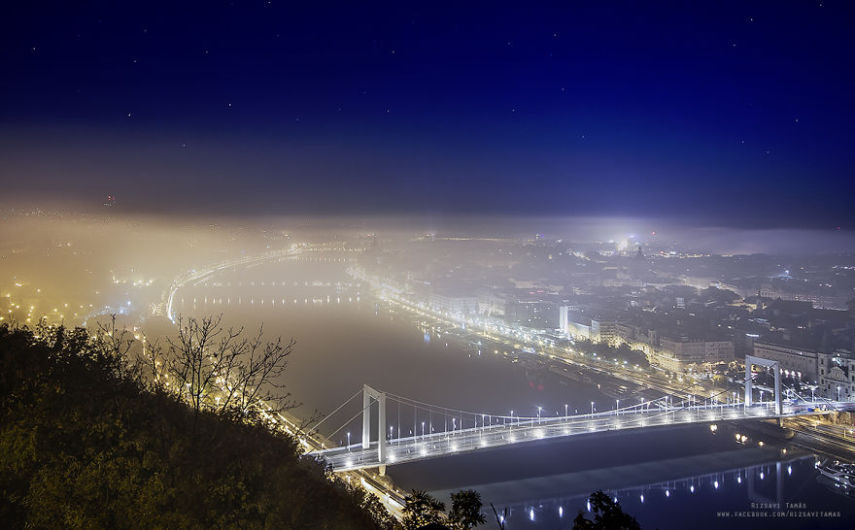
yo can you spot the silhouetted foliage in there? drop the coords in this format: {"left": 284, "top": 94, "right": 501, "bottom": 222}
{"left": 403, "top": 490, "right": 445, "bottom": 529}
{"left": 403, "top": 490, "right": 446, "bottom": 529}
{"left": 448, "top": 489, "right": 486, "bottom": 529}
{"left": 403, "top": 489, "right": 485, "bottom": 530}
{"left": 0, "top": 322, "right": 391, "bottom": 528}
{"left": 573, "top": 490, "right": 641, "bottom": 530}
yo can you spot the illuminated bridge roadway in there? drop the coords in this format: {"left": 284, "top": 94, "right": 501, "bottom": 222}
{"left": 311, "top": 362, "right": 854, "bottom": 473}
{"left": 162, "top": 248, "right": 300, "bottom": 322}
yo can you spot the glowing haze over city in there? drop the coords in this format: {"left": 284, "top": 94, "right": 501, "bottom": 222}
{"left": 2, "top": 2, "right": 855, "bottom": 529}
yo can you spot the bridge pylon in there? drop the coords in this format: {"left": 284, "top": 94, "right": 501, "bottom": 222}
{"left": 362, "top": 384, "right": 387, "bottom": 472}
{"left": 744, "top": 355, "right": 781, "bottom": 416}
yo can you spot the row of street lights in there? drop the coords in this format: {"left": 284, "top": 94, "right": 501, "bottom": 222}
{"left": 342, "top": 389, "right": 778, "bottom": 451}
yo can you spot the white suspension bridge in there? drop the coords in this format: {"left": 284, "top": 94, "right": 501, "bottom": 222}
{"left": 310, "top": 356, "right": 855, "bottom": 473}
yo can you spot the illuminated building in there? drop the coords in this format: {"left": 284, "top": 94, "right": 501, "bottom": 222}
{"left": 753, "top": 342, "right": 818, "bottom": 383}
{"left": 818, "top": 351, "right": 855, "bottom": 399}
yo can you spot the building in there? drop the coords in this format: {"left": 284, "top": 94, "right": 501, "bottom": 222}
{"left": 560, "top": 310, "right": 617, "bottom": 344}
{"left": 614, "top": 322, "right": 656, "bottom": 356}
{"left": 564, "top": 313, "right": 592, "bottom": 341}
{"left": 753, "top": 342, "right": 818, "bottom": 383}
{"left": 477, "top": 292, "right": 507, "bottom": 317}
{"left": 818, "top": 351, "right": 855, "bottom": 400}
{"left": 429, "top": 290, "right": 478, "bottom": 316}
{"left": 615, "top": 321, "right": 641, "bottom": 343}
{"left": 559, "top": 306, "right": 571, "bottom": 334}
{"left": 506, "top": 299, "right": 559, "bottom": 329}
{"left": 756, "top": 287, "right": 849, "bottom": 311}
{"left": 653, "top": 337, "right": 735, "bottom": 371}
{"left": 591, "top": 318, "right": 617, "bottom": 346}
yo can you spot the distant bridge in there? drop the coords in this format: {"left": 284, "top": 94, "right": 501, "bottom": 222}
{"left": 162, "top": 248, "right": 299, "bottom": 322}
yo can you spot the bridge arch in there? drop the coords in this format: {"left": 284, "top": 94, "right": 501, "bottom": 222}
{"left": 744, "top": 355, "right": 781, "bottom": 415}
{"left": 362, "top": 384, "right": 387, "bottom": 468}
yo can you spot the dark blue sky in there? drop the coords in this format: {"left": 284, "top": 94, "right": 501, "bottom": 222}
{"left": 1, "top": 1, "right": 853, "bottom": 227}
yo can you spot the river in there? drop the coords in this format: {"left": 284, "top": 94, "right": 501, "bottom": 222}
{"left": 171, "top": 257, "right": 855, "bottom": 529}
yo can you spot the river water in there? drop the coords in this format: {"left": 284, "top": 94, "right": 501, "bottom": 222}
{"left": 172, "top": 257, "right": 855, "bottom": 529}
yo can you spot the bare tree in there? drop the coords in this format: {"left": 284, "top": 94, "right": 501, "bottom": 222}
{"left": 141, "top": 314, "right": 298, "bottom": 423}
{"left": 91, "top": 315, "right": 135, "bottom": 359}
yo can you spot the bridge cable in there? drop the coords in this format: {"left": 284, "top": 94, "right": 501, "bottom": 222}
{"left": 384, "top": 391, "right": 538, "bottom": 421}
{"left": 308, "top": 388, "right": 363, "bottom": 432}
{"left": 326, "top": 400, "right": 374, "bottom": 442}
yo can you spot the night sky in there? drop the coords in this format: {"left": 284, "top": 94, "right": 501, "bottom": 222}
{"left": 1, "top": 2, "right": 853, "bottom": 227}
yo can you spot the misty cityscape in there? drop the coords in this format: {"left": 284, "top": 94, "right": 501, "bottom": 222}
{"left": 2, "top": 3, "right": 855, "bottom": 530}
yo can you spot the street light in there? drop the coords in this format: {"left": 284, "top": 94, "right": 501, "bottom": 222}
{"left": 537, "top": 406, "right": 542, "bottom": 424}
{"left": 347, "top": 432, "right": 351, "bottom": 451}
{"left": 616, "top": 399, "right": 620, "bottom": 415}
{"left": 564, "top": 403, "right": 568, "bottom": 418}
{"left": 591, "top": 401, "right": 595, "bottom": 418}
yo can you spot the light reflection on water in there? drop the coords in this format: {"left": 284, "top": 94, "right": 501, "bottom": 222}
{"left": 474, "top": 457, "right": 854, "bottom": 529}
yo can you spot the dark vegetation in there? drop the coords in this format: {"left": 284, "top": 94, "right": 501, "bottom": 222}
{"left": 573, "top": 491, "right": 641, "bottom": 530}
{"left": 401, "top": 489, "right": 484, "bottom": 530}
{"left": 0, "top": 322, "right": 395, "bottom": 528}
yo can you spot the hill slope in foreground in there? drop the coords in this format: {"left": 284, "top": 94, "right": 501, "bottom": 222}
{"left": 0, "top": 324, "right": 392, "bottom": 529}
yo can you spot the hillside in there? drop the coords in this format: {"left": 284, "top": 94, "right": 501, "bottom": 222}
{"left": 0, "top": 323, "right": 393, "bottom": 529}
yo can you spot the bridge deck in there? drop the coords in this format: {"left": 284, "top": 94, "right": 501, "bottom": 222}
{"left": 311, "top": 402, "right": 823, "bottom": 471}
